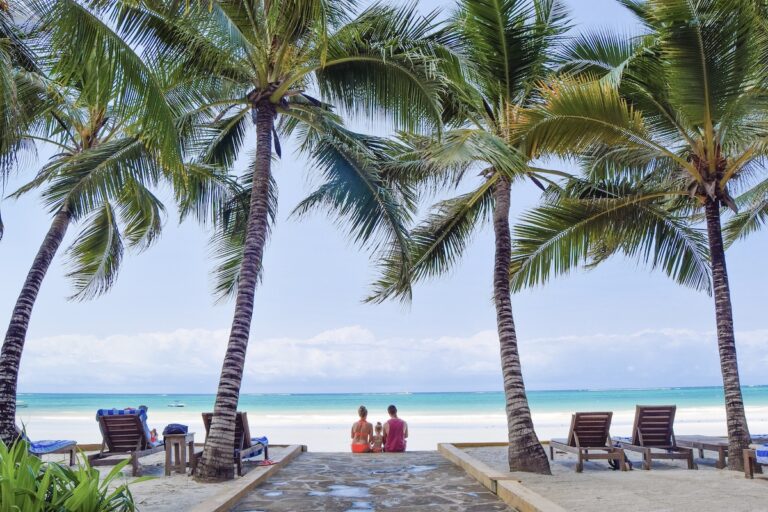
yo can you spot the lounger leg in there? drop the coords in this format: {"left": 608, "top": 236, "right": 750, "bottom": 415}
{"left": 69, "top": 448, "right": 75, "bottom": 466}
{"left": 264, "top": 445, "right": 269, "bottom": 461}
{"left": 619, "top": 449, "right": 627, "bottom": 471}
{"left": 687, "top": 449, "right": 696, "bottom": 470}
{"left": 744, "top": 449, "right": 754, "bottom": 479}
{"left": 699, "top": 448, "right": 705, "bottom": 459}
{"left": 132, "top": 453, "right": 141, "bottom": 477}
{"left": 643, "top": 449, "right": 651, "bottom": 470}
{"left": 549, "top": 445, "right": 554, "bottom": 461}
{"left": 716, "top": 448, "right": 726, "bottom": 470}
{"left": 576, "top": 451, "right": 584, "bottom": 473}
{"left": 237, "top": 456, "right": 242, "bottom": 477}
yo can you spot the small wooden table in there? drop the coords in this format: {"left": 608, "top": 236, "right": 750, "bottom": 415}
{"left": 164, "top": 433, "right": 195, "bottom": 476}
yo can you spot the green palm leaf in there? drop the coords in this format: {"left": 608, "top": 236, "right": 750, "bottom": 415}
{"left": 65, "top": 201, "right": 123, "bottom": 300}
{"left": 369, "top": 175, "right": 497, "bottom": 303}
{"left": 510, "top": 185, "right": 711, "bottom": 293}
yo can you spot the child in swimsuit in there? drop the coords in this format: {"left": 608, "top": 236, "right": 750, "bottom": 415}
{"left": 371, "top": 422, "right": 384, "bottom": 453}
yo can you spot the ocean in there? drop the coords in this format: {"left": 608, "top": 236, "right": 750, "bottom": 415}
{"left": 15, "top": 386, "right": 768, "bottom": 451}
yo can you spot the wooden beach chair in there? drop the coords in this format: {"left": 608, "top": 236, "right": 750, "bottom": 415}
{"left": 88, "top": 408, "right": 164, "bottom": 476}
{"left": 199, "top": 412, "right": 268, "bottom": 476}
{"left": 549, "top": 412, "right": 627, "bottom": 472}
{"left": 613, "top": 405, "right": 696, "bottom": 470}
{"left": 678, "top": 434, "right": 768, "bottom": 470}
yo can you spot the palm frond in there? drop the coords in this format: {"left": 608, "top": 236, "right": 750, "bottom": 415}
{"left": 209, "top": 156, "right": 278, "bottom": 301}
{"left": 32, "top": 0, "right": 182, "bottom": 167}
{"left": 369, "top": 175, "right": 497, "bottom": 303}
{"left": 291, "top": 117, "right": 415, "bottom": 299}
{"left": 65, "top": 201, "right": 123, "bottom": 300}
{"left": 316, "top": 2, "right": 446, "bottom": 132}
{"left": 510, "top": 188, "right": 712, "bottom": 293}
{"left": 723, "top": 177, "right": 768, "bottom": 245}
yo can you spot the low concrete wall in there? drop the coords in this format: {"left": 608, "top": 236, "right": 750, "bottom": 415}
{"left": 188, "top": 444, "right": 305, "bottom": 512}
{"left": 438, "top": 443, "right": 567, "bottom": 512}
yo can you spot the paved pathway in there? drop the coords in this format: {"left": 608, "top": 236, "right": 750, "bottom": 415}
{"left": 232, "top": 451, "right": 513, "bottom": 511}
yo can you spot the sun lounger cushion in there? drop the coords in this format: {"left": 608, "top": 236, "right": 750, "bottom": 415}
{"left": 756, "top": 445, "right": 768, "bottom": 464}
{"left": 28, "top": 439, "right": 76, "bottom": 455}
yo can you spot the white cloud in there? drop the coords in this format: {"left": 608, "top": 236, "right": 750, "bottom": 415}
{"left": 17, "top": 326, "right": 768, "bottom": 393}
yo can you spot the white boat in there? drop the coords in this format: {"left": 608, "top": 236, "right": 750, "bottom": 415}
{"left": 16, "top": 401, "right": 28, "bottom": 408}
{"left": 167, "top": 400, "right": 185, "bottom": 408}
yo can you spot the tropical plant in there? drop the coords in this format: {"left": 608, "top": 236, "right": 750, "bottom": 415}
{"left": 0, "top": 439, "right": 143, "bottom": 512}
{"left": 370, "top": 0, "right": 572, "bottom": 474}
{"left": 0, "top": 0, "right": 184, "bottom": 445}
{"left": 101, "top": 0, "right": 447, "bottom": 480}
{"left": 510, "top": 0, "right": 768, "bottom": 470}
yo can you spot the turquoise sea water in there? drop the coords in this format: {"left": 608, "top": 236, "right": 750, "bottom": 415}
{"left": 17, "top": 385, "right": 768, "bottom": 415}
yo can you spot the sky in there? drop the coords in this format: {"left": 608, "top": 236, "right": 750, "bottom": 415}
{"left": 3, "top": 0, "right": 768, "bottom": 394}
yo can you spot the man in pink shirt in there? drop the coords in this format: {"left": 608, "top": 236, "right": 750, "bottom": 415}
{"left": 382, "top": 404, "right": 408, "bottom": 452}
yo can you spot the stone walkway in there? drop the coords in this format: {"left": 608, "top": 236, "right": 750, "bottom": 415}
{"left": 232, "top": 451, "right": 513, "bottom": 511}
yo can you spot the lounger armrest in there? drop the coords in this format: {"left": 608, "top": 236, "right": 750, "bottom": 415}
{"left": 240, "top": 442, "right": 266, "bottom": 460}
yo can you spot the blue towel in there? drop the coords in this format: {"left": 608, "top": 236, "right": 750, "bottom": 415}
{"left": 756, "top": 444, "right": 768, "bottom": 464}
{"left": 239, "top": 436, "right": 268, "bottom": 458}
{"left": 28, "top": 439, "right": 75, "bottom": 455}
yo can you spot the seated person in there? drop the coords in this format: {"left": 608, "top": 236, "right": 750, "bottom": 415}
{"left": 371, "top": 422, "right": 384, "bottom": 453}
{"left": 383, "top": 404, "right": 408, "bottom": 452}
{"left": 351, "top": 405, "right": 373, "bottom": 453}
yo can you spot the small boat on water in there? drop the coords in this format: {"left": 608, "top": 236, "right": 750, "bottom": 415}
{"left": 16, "top": 401, "right": 28, "bottom": 408}
{"left": 167, "top": 400, "right": 185, "bottom": 408}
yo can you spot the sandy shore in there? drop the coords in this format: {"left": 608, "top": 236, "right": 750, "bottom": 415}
{"left": 18, "top": 405, "right": 768, "bottom": 452}
{"left": 465, "top": 445, "right": 768, "bottom": 512}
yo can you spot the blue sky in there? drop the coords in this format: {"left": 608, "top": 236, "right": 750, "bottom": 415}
{"left": 3, "top": 0, "right": 768, "bottom": 393}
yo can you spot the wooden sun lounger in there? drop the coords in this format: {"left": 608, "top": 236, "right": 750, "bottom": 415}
{"left": 613, "top": 405, "right": 696, "bottom": 470}
{"left": 17, "top": 429, "right": 77, "bottom": 466}
{"left": 198, "top": 412, "right": 268, "bottom": 476}
{"left": 678, "top": 435, "right": 768, "bottom": 470}
{"left": 88, "top": 413, "right": 164, "bottom": 476}
{"left": 676, "top": 435, "right": 729, "bottom": 469}
{"left": 550, "top": 412, "right": 627, "bottom": 472}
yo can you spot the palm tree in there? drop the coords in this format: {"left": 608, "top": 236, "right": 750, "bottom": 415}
{"left": 0, "top": 0, "right": 183, "bottom": 444}
{"left": 104, "top": 0, "right": 447, "bottom": 480}
{"left": 509, "top": 0, "right": 768, "bottom": 470}
{"left": 371, "top": 0, "right": 571, "bottom": 474}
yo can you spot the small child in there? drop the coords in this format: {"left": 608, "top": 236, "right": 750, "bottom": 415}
{"left": 371, "top": 422, "right": 384, "bottom": 453}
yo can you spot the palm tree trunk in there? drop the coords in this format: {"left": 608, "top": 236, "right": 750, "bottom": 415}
{"left": 492, "top": 176, "right": 550, "bottom": 474}
{"left": 704, "top": 198, "right": 751, "bottom": 471}
{"left": 0, "top": 207, "right": 71, "bottom": 444}
{"left": 195, "top": 103, "right": 275, "bottom": 481}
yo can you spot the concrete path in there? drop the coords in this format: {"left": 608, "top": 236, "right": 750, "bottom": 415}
{"left": 232, "top": 451, "right": 513, "bottom": 511}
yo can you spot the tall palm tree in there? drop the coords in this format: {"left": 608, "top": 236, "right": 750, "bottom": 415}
{"left": 0, "top": 0, "right": 183, "bottom": 444}
{"left": 371, "top": 0, "right": 570, "bottom": 474}
{"left": 509, "top": 0, "right": 768, "bottom": 470}
{"left": 104, "top": 0, "right": 447, "bottom": 480}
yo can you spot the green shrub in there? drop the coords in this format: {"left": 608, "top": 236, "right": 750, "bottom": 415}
{"left": 0, "top": 440, "right": 148, "bottom": 512}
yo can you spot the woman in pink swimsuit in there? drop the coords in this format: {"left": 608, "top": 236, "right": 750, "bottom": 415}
{"left": 351, "top": 405, "right": 373, "bottom": 453}
{"left": 383, "top": 404, "right": 408, "bottom": 452}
